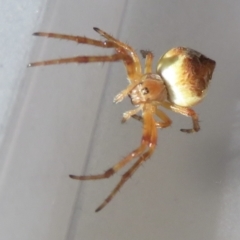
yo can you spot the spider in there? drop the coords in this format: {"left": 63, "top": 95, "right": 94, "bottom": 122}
{"left": 28, "top": 27, "right": 216, "bottom": 212}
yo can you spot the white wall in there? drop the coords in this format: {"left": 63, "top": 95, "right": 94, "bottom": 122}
{"left": 0, "top": 1, "right": 240, "bottom": 240}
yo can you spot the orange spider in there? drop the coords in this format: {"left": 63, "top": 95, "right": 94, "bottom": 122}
{"left": 28, "top": 27, "right": 216, "bottom": 212}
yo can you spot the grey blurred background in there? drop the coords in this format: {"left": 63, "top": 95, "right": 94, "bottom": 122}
{"left": 0, "top": 0, "right": 240, "bottom": 239}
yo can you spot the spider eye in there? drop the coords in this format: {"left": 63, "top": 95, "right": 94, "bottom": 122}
{"left": 141, "top": 87, "right": 149, "bottom": 95}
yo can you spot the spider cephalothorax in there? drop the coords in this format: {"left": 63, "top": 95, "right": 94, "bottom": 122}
{"left": 29, "top": 28, "right": 216, "bottom": 212}
{"left": 129, "top": 73, "right": 167, "bottom": 105}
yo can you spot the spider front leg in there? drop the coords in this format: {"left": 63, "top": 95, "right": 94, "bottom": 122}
{"left": 28, "top": 53, "right": 129, "bottom": 67}
{"left": 28, "top": 28, "right": 142, "bottom": 84}
{"left": 31, "top": 32, "right": 116, "bottom": 48}
{"left": 94, "top": 27, "right": 141, "bottom": 72}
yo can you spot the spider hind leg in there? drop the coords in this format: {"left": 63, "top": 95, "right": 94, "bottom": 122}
{"left": 161, "top": 102, "right": 200, "bottom": 133}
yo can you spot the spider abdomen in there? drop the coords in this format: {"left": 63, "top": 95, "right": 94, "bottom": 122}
{"left": 157, "top": 47, "right": 216, "bottom": 107}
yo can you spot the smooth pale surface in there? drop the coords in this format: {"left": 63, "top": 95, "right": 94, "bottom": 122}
{"left": 0, "top": 0, "right": 47, "bottom": 145}
{"left": 0, "top": 1, "right": 240, "bottom": 240}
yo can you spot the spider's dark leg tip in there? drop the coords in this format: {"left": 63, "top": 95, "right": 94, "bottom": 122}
{"left": 32, "top": 32, "right": 40, "bottom": 36}
{"left": 140, "top": 50, "right": 147, "bottom": 58}
{"left": 180, "top": 129, "right": 194, "bottom": 133}
{"left": 95, "top": 205, "right": 103, "bottom": 212}
{"left": 93, "top": 27, "right": 100, "bottom": 32}
{"left": 69, "top": 174, "right": 76, "bottom": 179}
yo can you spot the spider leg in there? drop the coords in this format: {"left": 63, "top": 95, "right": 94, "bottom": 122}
{"left": 28, "top": 53, "right": 130, "bottom": 67}
{"left": 70, "top": 108, "right": 154, "bottom": 181}
{"left": 95, "top": 109, "right": 157, "bottom": 212}
{"left": 94, "top": 27, "right": 141, "bottom": 74}
{"left": 131, "top": 108, "right": 172, "bottom": 129}
{"left": 69, "top": 141, "right": 147, "bottom": 181}
{"left": 155, "top": 109, "right": 172, "bottom": 128}
{"left": 140, "top": 50, "right": 154, "bottom": 73}
{"left": 131, "top": 114, "right": 143, "bottom": 123}
{"left": 32, "top": 32, "right": 116, "bottom": 48}
{"left": 121, "top": 106, "right": 142, "bottom": 123}
{"left": 28, "top": 51, "right": 141, "bottom": 103}
{"left": 95, "top": 147, "right": 155, "bottom": 212}
{"left": 28, "top": 47, "right": 139, "bottom": 87}
{"left": 29, "top": 28, "right": 142, "bottom": 94}
{"left": 161, "top": 102, "right": 200, "bottom": 133}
